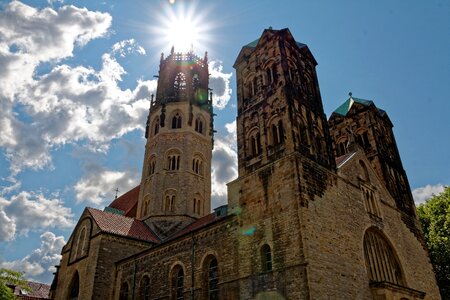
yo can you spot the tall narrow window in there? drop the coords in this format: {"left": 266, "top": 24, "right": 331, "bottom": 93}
{"left": 172, "top": 113, "right": 182, "bottom": 129}
{"left": 140, "top": 276, "right": 150, "bottom": 300}
{"left": 261, "top": 244, "right": 273, "bottom": 272}
{"left": 167, "top": 152, "right": 181, "bottom": 171}
{"left": 176, "top": 268, "right": 184, "bottom": 300}
{"left": 69, "top": 272, "right": 79, "bottom": 300}
{"left": 149, "top": 157, "right": 156, "bottom": 176}
{"left": 153, "top": 117, "right": 160, "bottom": 135}
{"left": 195, "top": 117, "right": 204, "bottom": 134}
{"left": 208, "top": 258, "right": 219, "bottom": 300}
{"left": 119, "top": 282, "right": 129, "bottom": 300}
{"left": 271, "top": 120, "right": 284, "bottom": 146}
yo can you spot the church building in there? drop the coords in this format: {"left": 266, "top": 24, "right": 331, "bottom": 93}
{"left": 50, "top": 28, "right": 441, "bottom": 300}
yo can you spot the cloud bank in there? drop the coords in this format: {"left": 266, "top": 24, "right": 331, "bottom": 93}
{"left": 412, "top": 183, "right": 446, "bottom": 205}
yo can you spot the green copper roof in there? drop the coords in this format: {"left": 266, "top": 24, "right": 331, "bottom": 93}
{"left": 333, "top": 95, "right": 374, "bottom": 116}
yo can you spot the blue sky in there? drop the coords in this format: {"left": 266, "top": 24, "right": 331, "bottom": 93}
{"left": 0, "top": 0, "right": 449, "bottom": 284}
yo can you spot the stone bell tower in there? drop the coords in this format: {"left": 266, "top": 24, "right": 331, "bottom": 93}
{"left": 137, "top": 48, "right": 213, "bottom": 238}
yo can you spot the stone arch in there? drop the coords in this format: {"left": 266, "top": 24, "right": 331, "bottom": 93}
{"left": 148, "top": 155, "right": 157, "bottom": 176}
{"left": 169, "top": 263, "right": 186, "bottom": 300}
{"left": 244, "top": 72, "right": 257, "bottom": 98}
{"left": 263, "top": 58, "right": 278, "bottom": 85}
{"left": 355, "top": 128, "right": 371, "bottom": 150}
{"left": 201, "top": 253, "right": 219, "bottom": 300}
{"left": 336, "top": 136, "right": 348, "bottom": 156}
{"left": 70, "top": 217, "right": 92, "bottom": 263}
{"left": 119, "top": 281, "right": 130, "bottom": 300}
{"left": 246, "top": 126, "right": 262, "bottom": 157}
{"left": 138, "top": 274, "right": 151, "bottom": 300}
{"left": 363, "top": 227, "right": 405, "bottom": 285}
{"left": 166, "top": 148, "right": 182, "bottom": 171}
{"left": 142, "top": 194, "right": 151, "bottom": 217}
{"left": 171, "top": 110, "right": 183, "bottom": 129}
{"left": 194, "top": 114, "right": 206, "bottom": 134}
{"left": 192, "top": 152, "right": 205, "bottom": 176}
{"left": 267, "top": 116, "right": 285, "bottom": 146}
{"left": 164, "top": 189, "right": 177, "bottom": 212}
{"left": 152, "top": 116, "right": 160, "bottom": 136}
{"left": 193, "top": 192, "right": 203, "bottom": 215}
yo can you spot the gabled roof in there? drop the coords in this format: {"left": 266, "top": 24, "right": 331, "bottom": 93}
{"left": 108, "top": 185, "right": 140, "bottom": 217}
{"left": 87, "top": 208, "right": 159, "bottom": 243}
{"left": 167, "top": 212, "right": 228, "bottom": 241}
{"left": 335, "top": 151, "right": 357, "bottom": 168}
{"left": 12, "top": 280, "right": 50, "bottom": 299}
{"left": 332, "top": 94, "right": 387, "bottom": 118}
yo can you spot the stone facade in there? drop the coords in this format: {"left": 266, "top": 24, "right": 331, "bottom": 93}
{"left": 50, "top": 28, "right": 441, "bottom": 300}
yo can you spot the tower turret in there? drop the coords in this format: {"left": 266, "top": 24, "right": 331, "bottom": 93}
{"left": 138, "top": 49, "right": 213, "bottom": 238}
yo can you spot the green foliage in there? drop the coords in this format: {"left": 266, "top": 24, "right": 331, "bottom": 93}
{"left": 417, "top": 186, "right": 450, "bottom": 299}
{"left": 0, "top": 268, "right": 30, "bottom": 300}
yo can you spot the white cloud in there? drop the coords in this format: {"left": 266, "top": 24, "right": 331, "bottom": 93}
{"left": 0, "top": 2, "right": 157, "bottom": 175}
{"left": 211, "top": 121, "right": 238, "bottom": 208}
{"left": 74, "top": 163, "right": 140, "bottom": 206}
{"left": 0, "top": 191, "right": 74, "bottom": 241}
{"left": 412, "top": 184, "right": 446, "bottom": 205}
{"left": 1, "top": 231, "right": 65, "bottom": 283}
{"left": 209, "top": 60, "right": 232, "bottom": 110}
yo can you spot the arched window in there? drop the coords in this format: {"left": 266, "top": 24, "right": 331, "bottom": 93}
{"left": 153, "top": 117, "right": 160, "bottom": 135}
{"left": 192, "top": 158, "right": 203, "bottom": 175}
{"left": 271, "top": 120, "right": 284, "bottom": 146}
{"left": 172, "top": 113, "right": 182, "bottom": 129}
{"left": 249, "top": 130, "right": 261, "bottom": 157}
{"left": 69, "top": 272, "right": 79, "bottom": 300}
{"left": 208, "top": 258, "right": 219, "bottom": 300}
{"left": 167, "top": 150, "right": 181, "bottom": 171}
{"left": 195, "top": 117, "right": 204, "bottom": 134}
{"left": 193, "top": 195, "right": 202, "bottom": 215}
{"left": 165, "top": 193, "right": 176, "bottom": 212}
{"left": 76, "top": 227, "right": 86, "bottom": 258}
{"left": 261, "top": 244, "right": 273, "bottom": 272}
{"left": 148, "top": 157, "right": 156, "bottom": 176}
{"left": 139, "top": 276, "right": 151, "bottom": 300}
{"left": 174, "top": 73, "right": 187, "bottom": 97}
{"left": 173, "top": 267, "right": 184, "bottom": 300}
{"left": 363, "top": 228, "right": 404, "bottom": 285}
{"left": 119, "top": 282, "right": 129, "bottom": 300}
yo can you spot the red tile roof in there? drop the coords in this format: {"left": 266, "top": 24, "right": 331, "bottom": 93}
{"left": 168, "top": 213, "right": 227, "bottom": 240}
{"left": 12, "top": 281, "right": 50, "bottom": 299}
{"left": 88, "top": 208, "right": 159, "bottom": 243}
{"left": 108, "top": 185, "right": 140, "bottom": 217}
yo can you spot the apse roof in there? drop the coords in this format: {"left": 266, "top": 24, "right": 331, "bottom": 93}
{"left": 88, "top": 207, "right": 159, "bottom": 243}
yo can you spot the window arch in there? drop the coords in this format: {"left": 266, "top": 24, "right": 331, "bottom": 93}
{"left": 174, "top": 72, "right": 187, "bottom": 97}
{"left": 153, "top": 117, "right": 160, "bottom": 135}
{"left": 167, "top": 149, "right": 181, "bottom": 171}
{"left": 270, "top": 119, "right": 284, "bottom": 146}
{"left": 359, "top": 160, "right": 370, "bottom": 182}
{"left": 148, "top": 156, "right": 156, "bottom": 176}
{"left": 192, "top": 155, "right": 204, "bottom": 176}
{"left": 248, "top": 128, "right": 261, "bottom": 157}
{"left": 207, "top": 258, "right": 219, "bottom": 300}
{"left": 363, "top": 227, "right": 404, "bottom": 285}
{"left": 261, "top": 244, "right": 273, "bottom": 272}
{"left": 119, "top": 282, "right": 129, "bottom": 300}
{"left": 164, "top": 190, "right": 177, "bottom": 212}
{"left": 68, "top": 271, "right": 79, "bottom": 300}
{"left": 172, "top": 112, "right": 183, "bottom": 129}
{"left": 193, "top": 194, "right": 203, "bottom": 215}
{"left": 195, "top": 116, "right": 205, "bottom": 134}
{"left": 70, "top": 218, "right": 91, "bottom": 263}
{"left": 171, "top": 265, "right": 184, "bottom": 300}
{"left": 139, "top": 275, "right": 151, "bottom": 300}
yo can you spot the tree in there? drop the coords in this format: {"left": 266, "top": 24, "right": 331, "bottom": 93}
{"left": 0, "top": 268, "right": 30, "bottom": 300}
{"left": 417, "top": 186, "right": 450, "bottom": 299}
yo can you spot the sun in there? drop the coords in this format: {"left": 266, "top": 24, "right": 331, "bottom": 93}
{"left": 152, "top": 2, "right": 212, "bottom": 53}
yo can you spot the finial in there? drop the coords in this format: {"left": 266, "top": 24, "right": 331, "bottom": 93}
{"left": 349, "top": 92, "right": 353, "bottom": 98}
{"left": 114, "top": 187, "right": 120, "bottom": 199}
{"left": 204, "top": 51, "right": 208, "bottom": 62}
{"left": 160, "top": 52, "right": 164, "bottom": 62}
{"left": 190, "top": 43, "right": 194, "bottom": 53}
{"left": 171, "top": 46, "right": 174, "bottom": 54}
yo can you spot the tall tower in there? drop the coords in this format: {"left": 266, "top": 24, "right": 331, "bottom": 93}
{"left": 137, "top": 49, "right": 213, "bottom": 237}
{"left": 328, "top": 94, "right": 421, "bottom": 240}
{"left": 233, "top": 28, "right": 335, "bottom": 178}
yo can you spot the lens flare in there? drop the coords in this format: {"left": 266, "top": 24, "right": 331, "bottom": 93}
{"left": 152, "top": 1, "right": 213, "bottom": 53}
